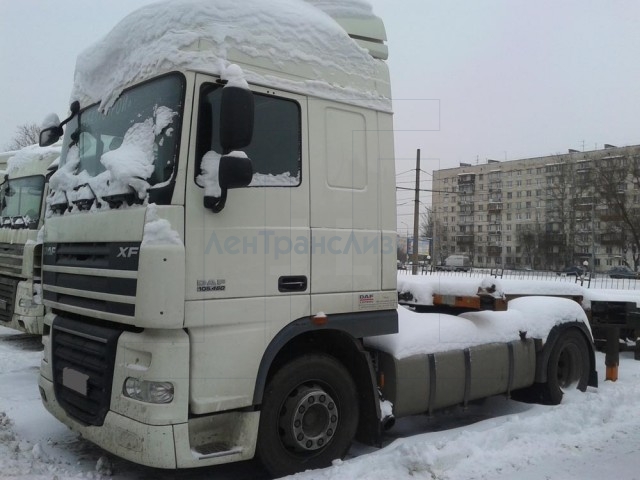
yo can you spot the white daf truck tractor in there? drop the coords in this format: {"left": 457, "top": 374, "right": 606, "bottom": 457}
{"left": 37, "top": 0, "right": 597, "bottom": 477}
{"left": 0, "top": 144, "right": 59, "bottom": 334}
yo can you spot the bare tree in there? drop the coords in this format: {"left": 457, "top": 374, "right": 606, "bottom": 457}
{"left": 420, "top": 209, "right": 433, "bottom": 239}
{"left": 592, "top": 147, "right": 640, "bottom": 270}
{"left": 543, "top": 158, "right": 579, "bottom": 269}
{"left": 5, "top": 122, "right": 41, "bottom": 151}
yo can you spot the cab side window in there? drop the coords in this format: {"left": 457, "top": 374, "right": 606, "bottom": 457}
{"left": 196, "top": 85, "right": 301, "bottom": 186}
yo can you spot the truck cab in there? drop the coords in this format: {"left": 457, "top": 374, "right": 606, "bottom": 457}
{"left": 0, "top": 144, "right": 59, "bottom": 333}
{"left": 38, "top": 0, "right": 397, "bottom": 475}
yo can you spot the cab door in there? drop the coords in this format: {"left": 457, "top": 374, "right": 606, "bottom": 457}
{"left": 183, "top": 73, "right": 310, "bottom": 413}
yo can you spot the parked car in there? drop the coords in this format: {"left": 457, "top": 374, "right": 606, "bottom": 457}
{"left": 556, "top": 266, "right": 585, "bottom": 276}
{"left": 607, "top": 266, "right": 639, "bottom": 279}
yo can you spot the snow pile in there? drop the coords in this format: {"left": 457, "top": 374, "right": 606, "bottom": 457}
{"left": 397, "top": 273, "right": 640, "bottom": 312}
{"left": 198, "top": 151, "right": 222, "bottom": 198}
{"left": 220, "top": 63, "right": 249, "bottom": 89}
{"left": 4, "top": 143, "right": 61, "bottom": 177}
{"left": 40, "top": 113, "right": 60, "bottom": 130}
{"left": 101, "top": 105, "right": 177, "bottom": 199}
{"left": 142, "top": 203, "right": 183, "bottom": 246}
{"left": 249, "top": 171, "right": 300, "bottom": 187}
{"left": 397, "top": 275, "right": 484, "bottom": 306}
{"left": 366, "top": 297, "right": 588, "bottom": 359}
{"left": 47, "top": 146, "right": 81, "bottom": 209}
{"left": 71, "top": 0, "right": 388, "bottom": 112}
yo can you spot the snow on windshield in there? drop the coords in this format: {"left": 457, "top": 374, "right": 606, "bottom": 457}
{"left": 100, "top": 105, "right": 178, "bottom": 200}
{"left": 71, "top": 0, "right": 388, "bottom": 113}
{"left": 47, "top": 106, "right": 177, "bottom": 212}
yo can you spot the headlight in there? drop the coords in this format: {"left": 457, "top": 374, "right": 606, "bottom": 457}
{"left": 123, "top": 378, "right": 174, "bottom": 404}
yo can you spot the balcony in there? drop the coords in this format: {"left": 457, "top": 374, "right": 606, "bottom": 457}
{"left": 487, "top": 245, "right": 502, "bottom": 255}
{"left": 543, "top": 233, "right": 565, "bottom": 244}
{"left": 600, "top": 232, "right": 622, "bottom": 245}
{"left": 456, "top": 234, "right": 474, "bottom": 245}
{"left": 487, "top": 202, "right": 503, "bottom": 212}
{"left": 458, "top": 174, "right": 476, "bottom": 185}
{"left": 458, "top": 195, "right": 474, "bottom": 206}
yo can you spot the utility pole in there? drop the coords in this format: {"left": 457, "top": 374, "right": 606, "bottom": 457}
{"left": 412, "top": 149, "right": 421, "bottom": 275}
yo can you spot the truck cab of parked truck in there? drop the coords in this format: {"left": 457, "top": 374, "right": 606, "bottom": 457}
{"left": 0, "top": 144, "right": 59, "bottom": 333}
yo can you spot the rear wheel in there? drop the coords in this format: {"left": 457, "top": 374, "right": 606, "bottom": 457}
{"left": 540, "top": 329, "right": 590, "bottom": 405}
{"left": 256, "top": 354, "right": 359, "bottom": 478}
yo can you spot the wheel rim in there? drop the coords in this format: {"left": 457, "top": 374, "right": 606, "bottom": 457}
{"left": 279, "top": 384, "right": 339, "bottom": 452}
{"left": 556, "top": 343, "right": 583, "bottom": 389}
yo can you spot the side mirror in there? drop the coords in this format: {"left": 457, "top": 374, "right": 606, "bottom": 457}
{"left": 203, "top": 153, "right": 253, "bottom": 213}
{"left": 39, "top": 126, "right": 63, "bottom": 147}
{"left": 220, "top": 86, "right": 254, "bottom": 151}
{"left": 40, "top": 101, "right": 81, "bottom": 147}
{"left": 219, "top": 154, "right": 253, "bottom": 190}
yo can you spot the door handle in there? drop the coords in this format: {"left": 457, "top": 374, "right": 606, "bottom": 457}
{"left": 278, "top": 275, "right": 308, "bottom": 292}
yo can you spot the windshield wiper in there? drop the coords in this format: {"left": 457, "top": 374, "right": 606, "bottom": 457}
{"left": 49, "top": 190, "right": 70, "bottom": 215}
{"left": 102, "top": 188, "right": 143, "bottom": 209}
{"left": 73, "top": 183, "right": 103, "bottom": 211}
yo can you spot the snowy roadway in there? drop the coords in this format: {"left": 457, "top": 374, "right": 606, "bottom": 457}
{"left": 1, "top": 325, "right": 640, "bottom": 479}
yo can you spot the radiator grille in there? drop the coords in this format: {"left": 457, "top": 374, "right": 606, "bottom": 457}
{"left": 43, "top": 242, "right": 139, "bottom": 318}
{"left": 0, "top": 276, "right": 18, "bottom": 323}
{"left": 0, "top": 242, "right": 24, "bottom": 276}
{"left": 51, "top": 316, "right": 122, "bottom": 426}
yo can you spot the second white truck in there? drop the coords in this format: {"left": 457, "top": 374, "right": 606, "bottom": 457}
{"left": 0, "top": 144, "right": 59, "bottom": 333}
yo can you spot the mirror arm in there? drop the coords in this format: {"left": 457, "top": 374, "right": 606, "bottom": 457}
{"left": 204, "top": 189, "right": 227, "bottom": 213}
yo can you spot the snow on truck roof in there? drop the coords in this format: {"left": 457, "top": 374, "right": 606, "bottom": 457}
{"left": 1, "top": 143, "right": 61, "bottom": 179}
{"left": 71, "top": 0, "right": 391, "bottom": 112}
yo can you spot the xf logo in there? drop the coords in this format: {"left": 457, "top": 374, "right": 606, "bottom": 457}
{"left": 117, "top": 247, "right": 140, "bottom": 258}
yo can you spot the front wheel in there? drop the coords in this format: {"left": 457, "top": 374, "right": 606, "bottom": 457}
{"left": 256, "top": 354, "right": 359, "bottom": 478}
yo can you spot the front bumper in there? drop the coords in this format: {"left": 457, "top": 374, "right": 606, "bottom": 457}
{"left": 39, "top": 375, "right": 259, "bottom": 469}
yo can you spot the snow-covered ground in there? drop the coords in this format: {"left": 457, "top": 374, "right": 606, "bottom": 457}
{"left": 2, "top": 325, "right": 640, "bottom": 480}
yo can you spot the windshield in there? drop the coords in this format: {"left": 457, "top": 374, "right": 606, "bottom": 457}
{"left": 0, "top": 175, "right": 45, "bottom": 229}
{"left": 55, "top": 73, "right": 185, "bottom": 207}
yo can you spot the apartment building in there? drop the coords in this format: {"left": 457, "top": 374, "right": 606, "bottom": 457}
{"left": 431, "top": 144, "right": 640, "bottom": 271}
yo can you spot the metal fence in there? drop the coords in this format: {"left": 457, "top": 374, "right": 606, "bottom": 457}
{"left": 397, "top": 266, "right": 640, "bottom": 291}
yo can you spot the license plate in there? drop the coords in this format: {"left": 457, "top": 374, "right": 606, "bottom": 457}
{"left": 62, "top": 367, "right": 89, "bottom": 396}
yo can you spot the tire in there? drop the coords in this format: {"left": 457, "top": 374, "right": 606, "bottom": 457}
{"left": 256, "top": 354, "right": 359, "bottom": 478}
{"left": 540, "top": 329, "right": 591, "bottom": 405}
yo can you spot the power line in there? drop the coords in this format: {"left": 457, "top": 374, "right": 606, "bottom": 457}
{"left": 397, "top": 186, "right": 448, "bottom": 193}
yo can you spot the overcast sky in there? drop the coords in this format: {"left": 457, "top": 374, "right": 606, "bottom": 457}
{"left": 1, "top": 0, "right": 639, "bottom": 225}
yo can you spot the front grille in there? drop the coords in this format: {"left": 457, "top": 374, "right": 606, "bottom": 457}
{"left": 0, "top": 276, "right": 18, "bottom": 323}
{"left": 52, "top": 315, "right": 122, "bottom": 426}
{"left": 43, "top": 242, "right": 139, "bottom": 318}
{"left": 0, "top": 242, "right": 24, "bottom": 276}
